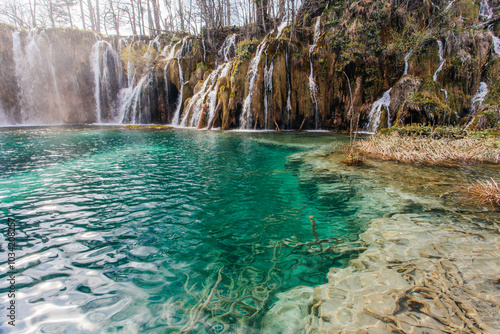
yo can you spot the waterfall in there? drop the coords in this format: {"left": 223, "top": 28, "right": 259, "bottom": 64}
{"left": 403, "top": 49, "right": 412, "bottom": 75}
{"left": 0, "top": 99, "right": 7, "bottom": 126}
{"left": 433, "top": 40, "right": 445, "bottom": 82}
{"left": 479, "top": 0, "right": 493, "bottom": 19}
{"left": 12, "top": 30, "right": 64, "bottom": 125}
{"left": 181, "top": 35, "right": 235, "bottom": 128}
{"left": 202, "top": 40, "right": 207, "bottom": 62}
{"left": 492, "top": 35, "right": 500, "bottom": 56}
{"left": 445, "top": 0, "right": 456, "bottom": 11}
{"left": 239, "top": 20, "right": 290, "bottom": 129}
{"left": 471, "top": 82, "right": 489, "bottom": 114}
{"left": 286, "top": 45, "right": 292, "bottom": 129}
{"left": 366, "top": 89, "right": 392, "bottom": 132}
{"left": 264, "top": 56, "right": 274, "bottom": 129}
{"left": 90, "top": 40, "right": 124, "bottom": 123}
{"left": 308, "top": 17, "right": 321, "bottom": 129}
{"left": 180, "top": 68, "right": 217, "bottom": 127}
{"left": 441, "top": 89, "right": 449, "bottom": 102}
{"left": 217, "top": 34, "right": 236, "bottom": 64}
{"left": 120, "top": 74, "right": 152, "bottom": 124}
{"left": 171, "top": 38, "right": 188, "bottom": 125}
{"left": 240, "top": 42, "right": 267, "bottom": 129}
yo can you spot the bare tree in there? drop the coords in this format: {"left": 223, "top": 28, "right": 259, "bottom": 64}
{"left": 87, "top": 0, "right": 96, "bottom": 30}
{"left": 28, "top": 0, "right": 37, "bottom": 27}
{"left": 95, "top": 0, "right": 101, "bottom": 32}
{"left": 79, "top": 0, "right": 86, "bottom": 29}
{"left": 1, "top": 0, "right": 31, "bottom": 27}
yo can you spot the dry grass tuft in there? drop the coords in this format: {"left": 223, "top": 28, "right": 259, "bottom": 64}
{"left": 356, "top": 133, "right": 500, "bottom": 165}
{"left": 467, "top": 179, "right": 500, "bottom": 207}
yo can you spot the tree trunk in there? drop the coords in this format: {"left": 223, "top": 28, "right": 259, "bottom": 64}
{"left": 67, "top": 3, "right": 73, "bottom": 28}
{"left": 138, "top": 0, "right": 145, "bottom": 35}
{"left": 29, "top": 0, "right": 37, "bottom": 27}
{"left": 152, "top": 0, "right": 162, "bottom": 34}
{"left": 147, "top": 0, "right": 154, "bottom": 36}
{"left": 79, "top": 0, "right": 86, "bottom": 30}
{"left": 95, "top": 0, "right": 100, "bottom": 32}
{"left": 178, "top": 0, "right": 185, "bottom": 31}
{"left": 49, "top": 3, "right": 55, "bottom": 27}
{"left": 129, "top": 0, "right": 137, "bottom": 35}
{"left": 87, "top": 0, "right": 95, "bottom": 31}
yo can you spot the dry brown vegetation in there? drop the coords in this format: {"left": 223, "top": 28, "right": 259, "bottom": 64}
{"left": 356, "top": 133, "right": 500, "bottom": 165}
{"left": 467, "top": 179, "right": 500, "bottom": 207}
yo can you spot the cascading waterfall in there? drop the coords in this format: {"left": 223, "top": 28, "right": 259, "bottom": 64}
{"left": 433, "top": 40, "right": 448, "bottom": 102}
{"left": 492, "top": 35, "right": 500, "bottom": 56}
{"left": 12, "top": 30, "right": 64, "bottom": 124}
{"left": 433, "top": 40, "right": 445, "bottom": 82}
{"left": 120, "top": 74, "right": 153, "bottom": 124}
{"left": 286, "top": 45, "right": 292, "bottom": 129}
{"left": 309, "top": 17, "right": 321, "bottom": 129}
{"left": 445, "top": 0, "right": 456, "bottom": 11}
{"left": 366, "top": 89, "right": 392, "bottom": 132}
{"left": 240, "top": 41, "right": 268, "bottom": 129}
{"left": 441, "top": 89, "right": 448, "bottom": 102}
{"left": 90, "top": 40, "right": 124, "bottom": 123}
{"left": 161, "top": 39, "right": 182, "bottom": 123}
{"left": 181, "top": 35, "right": 237, "bottom": 128}
{"left": 471, "top": 82, "right": 489, "bottom": 114}
{"left": 217, "top": 34, "right": 236, "bottom": 64}
{"left": 240, "top": 21, "right": 289, "bottom": 129}
{"left": 171, "top": 38, "right": 188, "bottom": 125}
{"left": 202, "top": 40, "right": 207, "bottom": 62}
{"left": 404, "top": 49, "right": 412, "bottom": 75}
{"left": 117, "top": 37, "right": 164, "bottom": 125}
{"left": 479, "top": 0, "right": 493, "bottom": 19}
{"left": 263, "top": 55, "right": 274, "bottom": 129}
{"left": 0, "top": 99, "right": 7, "bottom": 126}
{"left": 116, "top": 61, "right": 137, "bottom": 123}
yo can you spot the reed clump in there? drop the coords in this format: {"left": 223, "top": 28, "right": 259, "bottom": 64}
{"left": 467, "top": 179, "right": 500, "bottom": 207}
{"left": 357, "top": 132, "right": 500, "bottom": 165}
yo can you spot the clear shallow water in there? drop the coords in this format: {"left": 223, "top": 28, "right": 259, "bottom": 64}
{"left": 0, "top": 128, "right": 428, "bottom": 333}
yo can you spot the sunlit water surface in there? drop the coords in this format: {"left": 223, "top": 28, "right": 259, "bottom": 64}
{"left": 0, "top": 127, "right": 496, "bottom": 333}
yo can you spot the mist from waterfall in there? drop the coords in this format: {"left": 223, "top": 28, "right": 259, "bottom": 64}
{"left": 12, "top": 30, "right": 64, "bottom": 125}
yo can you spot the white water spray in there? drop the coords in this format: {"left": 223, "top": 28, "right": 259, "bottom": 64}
{"left": 366, "top": 89, "right": 392, "bottom": 132}
{"left": 479, "top": 0, "right": 493, "bottom": 19}
{"left": 492, "top": 35, "right": 500, "bottom": 56}
{"left": 218, "top": 34, "right": 236, "bottom": 64}
{"left": 308, "top": 17, "right": 321, "bottom": 129}
{"left": 90, "top": 40, "right": 124, "bottom": 123}
{"left": 264, "top": 57, "right": 274, "bottom": 129}
{"left": 470, "top": 82, "right": 489, "bottom": 114}
{"left": 240, "top": 42, "right": 267, "bottom": 129}
{"left": 404, "top": 49, "right": 412, "bottom": 76}
{"left": 433, "top": 40, "right": 445, "bottom": 82}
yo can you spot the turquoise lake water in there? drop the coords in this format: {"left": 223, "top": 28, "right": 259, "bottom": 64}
{"left": 0, "top": 127, "right": 421, "bottom": 333}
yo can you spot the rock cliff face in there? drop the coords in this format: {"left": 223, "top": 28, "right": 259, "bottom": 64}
{"left": 0, "top": 0, "right": 499, "bottom": 130}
